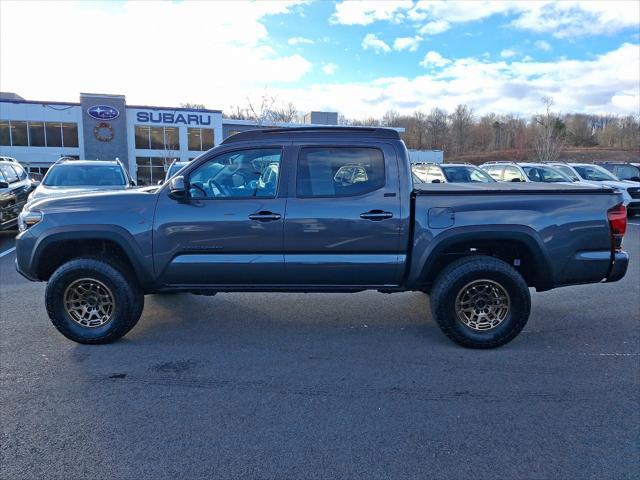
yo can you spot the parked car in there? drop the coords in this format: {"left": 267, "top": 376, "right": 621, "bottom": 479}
{"left": 28, "top": 158, "right": 135, "bottom": 203}
{"left": 412, "top": 163, "right": 496, "bottom": 183}
{"left": 0, "top": 155, "right": 20, "bottom": 164}
{"left": 160, "top": 160, "right": 189, "bottom": 184}
{"left": 599, "top": 162, "right": 640, "bottom": 183}
{"left": 480, "top": 161, "right": 574, "bottom": 184}
{"left": 0, "top": 159, "right": 35, "bottom": 230}
{"left": 549, "top": 162, "right": 640, "bottom": 217}
{"left": 16, "top": 127, "right": 628, "bottom": 348}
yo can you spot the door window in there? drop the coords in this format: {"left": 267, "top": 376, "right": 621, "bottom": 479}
{"left": 297, "top": 147, "right": 384, "bottom": 197}
{"left": 483, "top": 165, "right": 504, "bottom": 180}
{"left": 188, "top": 148, "right": 282, "bottom": 198}
{"left": 425, "top": 166, "right": 445, "bottom": 183}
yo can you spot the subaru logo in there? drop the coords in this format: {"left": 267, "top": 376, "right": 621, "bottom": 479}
{"left": 87, "top": 105, "right": 120, "bottom": 120}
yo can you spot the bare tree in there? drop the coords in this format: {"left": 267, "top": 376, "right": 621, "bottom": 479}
{"left": 180, "top": 102, "right": 206, "bottom": 110}
{"left": 246, "top": 94, "right": 278, "bottom": 125}
{"left": 426, "top": 108, "right": 449, "bottom": 150}
{"left": 269, "top": 102, "right": 298, "bottom": 123}
{"left": 534, "top": 96, "right": 565, "bottom": 162}
{"left": 449, "top": 104, "right": 473, "bottom": 154}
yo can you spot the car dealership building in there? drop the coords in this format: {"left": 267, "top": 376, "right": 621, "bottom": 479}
{"left": 0, "top": 92, "right": 339, "bottom": 185}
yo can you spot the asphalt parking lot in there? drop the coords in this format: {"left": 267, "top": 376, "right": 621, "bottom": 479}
{"left": 1, "top": 224, "right": 639, "bottom": 480}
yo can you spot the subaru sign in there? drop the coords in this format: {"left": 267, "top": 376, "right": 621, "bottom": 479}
{"left": 135, "top": 111, "right": 212, "bottom": 126}
{"left": 87, "top": 105, "right": 120, "bottom": 120}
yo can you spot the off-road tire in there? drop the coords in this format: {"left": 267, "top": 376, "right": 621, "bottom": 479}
{"left": 45, "top": 257, "right": 144, "bottom": 344}
{"left": 430, "top": 255, "right": 531, "bottom": 349}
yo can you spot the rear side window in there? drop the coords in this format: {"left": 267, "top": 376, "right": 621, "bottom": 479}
{"left": 297, "top": 147, "right": 385, "bottom": 197}
{"left": 483, "top": 165, "right": 504, "bottom": 180}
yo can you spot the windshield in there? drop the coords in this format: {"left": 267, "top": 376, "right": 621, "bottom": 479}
{"left": 522, "top": 166, "right": 571, "bottom": 183}
{"left": 441, "top": 166, "right": 496, "bottom": 183}
{"left": 44, "top": 164, "right": 126, "bottom": 186}
{"left": 573, "top": 164, "right": 619, "bottom": 182}
{"left": 553, "top": 165, "right": 580, "bottom": 181}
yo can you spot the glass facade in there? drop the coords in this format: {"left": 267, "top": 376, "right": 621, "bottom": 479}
{"left": 135, "top": 125, "right": 181, "bottom": 151}
{"left": 135, "top": 156, "right": 173, "bottom": 185}
{"left": 187, "top": 127, "right": 214, "bottom": 151}
{"left": 0, "top": 120, "right": 79, "bottom": 148}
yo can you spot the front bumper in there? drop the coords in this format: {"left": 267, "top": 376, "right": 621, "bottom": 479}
{"left": 605, "top": 251, "right": 629, "bottom": 283}
{"left": 14, "top": 229, "right": 39, "bottom": 282}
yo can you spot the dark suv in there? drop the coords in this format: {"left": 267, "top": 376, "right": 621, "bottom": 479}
{"left": 0, "top": 159, "right": 34, "bottom": 230}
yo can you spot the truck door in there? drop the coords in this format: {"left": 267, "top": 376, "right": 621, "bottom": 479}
{"left": 283, "top": 144, "right": 403, "bottom": 286}
{"left": 153, "top": 147, "right": 288, "bottom": 286}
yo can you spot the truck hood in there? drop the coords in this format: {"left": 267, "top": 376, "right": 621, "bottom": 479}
{"left": 29, "top": 184, "right": 129, "bottom": 202}
{"left": 25, "top": 187, "right": 157, "bottom": 213}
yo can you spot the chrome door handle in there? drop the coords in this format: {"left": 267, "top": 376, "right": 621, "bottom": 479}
{"left": 248, "top": 211, "right": 281, "bottom": 222}
{"left": 360, "top": 210, "right": 393, "bottom": 221}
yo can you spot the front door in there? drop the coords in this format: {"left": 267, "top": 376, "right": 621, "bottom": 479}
{"left": 154, "top": 147, "right": 287, "bottom": 286}
{"left": 283, "top": 144, "right": 403, "bottom": 286}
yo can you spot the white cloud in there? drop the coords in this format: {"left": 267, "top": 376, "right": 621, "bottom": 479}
{"left": 393, "top": 36, "right": 422, "bottom": 52}
{"left": 335, "top": 1, "right": 640, "bottom": 38}
{"left": 361, "top": 33, "right": 391, "bottom": 53}
{"left": 534, "top": 40, "right": 551, "bottom": 51}
{"left": 288, "top": 36, "right": 314, "bottom": 46}
{"left": 500, "top": 49, "right": 517, "bottom": 58}
{"left": 322, "top": 63, "right": 338, "bottom": 75}
{"left": 419, "top": 51, "right": 451, "bottom": 68}
{"left": 260, "top": 43, "right": 640, "bottom": 119}
{"left": 0, "top": 1, "right": 311, "bottom": 107}
{"left": 418, "top": 20, "right": 450, "bottom": 35}
{"left": 331, "top": 0, "right": 413, "bottom": 25}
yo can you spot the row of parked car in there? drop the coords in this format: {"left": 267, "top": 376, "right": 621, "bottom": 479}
{"left": 411, "top": 160, "right": 640, "bottom": 216}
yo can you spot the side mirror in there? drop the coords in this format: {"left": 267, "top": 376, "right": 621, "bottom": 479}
{"left": 630, "top": 176, "right": 640, "bottom": 182}
{"left": 510, "top": 178, "right": 522, "bottom": 182}
{"left": 169, "top": 176, "right": 187, "bottom": 199}
{"left": 31, "top": 181, "right": 40, "bottom": 188}
{"left": 431, "top": 179, "right": 441, "bottom": 183}
{"left": 0, "top": 181, "right": 8, "bottom": 189}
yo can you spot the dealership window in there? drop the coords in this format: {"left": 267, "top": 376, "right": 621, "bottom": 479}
{"left": 135, "top": 126, "right": 180, "bottom": 151}
{"left": 188, "top": 128, "right": 214, "bottom": 151}
{"left": 136, "top": 156, "right": 169, "bottom": 185}
{"left": 10, "top": 121, "right": 28, "bottom": 146}
{"left": 27, "top": 122, "right": 45, "bottom": 147}
{"left": 0, "top": 121, "right": 9, "bottom": 145}
{"left": 45, "top": 122, "right": 63, "bottom": 147}
{"left": 226, "top": 129, "right": 242, "bottom": 138}
{"left": 61, "top": 123, "right": 79, "bottom": 147}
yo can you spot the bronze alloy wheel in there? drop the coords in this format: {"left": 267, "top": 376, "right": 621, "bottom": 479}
{"left": 454, "top": 279, "right": 511, "bottom": 331}
{"left": 63, "top": 278, "right": 115, "bottom": 328}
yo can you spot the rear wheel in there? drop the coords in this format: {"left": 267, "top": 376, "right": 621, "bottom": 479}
{"left": 430, "top": 255, "right": 531, "bottom": 348}
{"left": 45, "top": 258, "right": 144, "bottom": 344}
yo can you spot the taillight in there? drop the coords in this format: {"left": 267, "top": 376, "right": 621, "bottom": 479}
{"left": 607, "top": 203, "right": 627, "bottom": 252}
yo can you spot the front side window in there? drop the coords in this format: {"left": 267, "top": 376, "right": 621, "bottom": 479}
{"left": 297, "top": 147, "right": 385, "bottom": 197}
{"left": 553, "top": 165, "right": 580, "bottom": 181}
{"left": 615, "top": 165, "right": 640, "bottom": 180}
{"left": 44, "top": 165, "right": 126, "bottom": 186}
{"left": 11, "top": 164, "right": 27, "bottom": 180}
{"left": 188, "top": 148, "right": 281, "bottom": 198}
{"left": 425, "top": 166, "right": 445, "bottom": 183}
{"left": 442, "top": 166, "right": 496, "bottom": 183}
{"left": 523, "top": 166, "right": 570, "bottom": 182}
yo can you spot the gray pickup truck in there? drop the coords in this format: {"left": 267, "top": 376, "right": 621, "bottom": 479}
{"left": 16, "top": 127, "right": 629, "bottom": 348}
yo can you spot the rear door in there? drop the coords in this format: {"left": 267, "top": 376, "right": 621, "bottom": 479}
{"left": 153, "top": 146, "right": 289, "bottom": 286}
{"left": 283, "top": 143, "right": 403, "bottom": 286}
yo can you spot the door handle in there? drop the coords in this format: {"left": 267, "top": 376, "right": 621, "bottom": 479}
{"left": 360, "top": 210, "right": 393, "bottom": 221}
{"left": 248, "top": 211, "right": 281, "bottom": 222}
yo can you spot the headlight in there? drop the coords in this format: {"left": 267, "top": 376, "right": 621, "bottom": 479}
{"left": 18, "top": 210, "right": 43, "bottom": 232}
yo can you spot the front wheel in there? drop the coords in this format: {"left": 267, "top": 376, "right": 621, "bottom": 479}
{"left": 430, "top": 255, "right": 531, "bottom": 349}
{"left": 45, "top": 258, "right": 144, "bottom": 344}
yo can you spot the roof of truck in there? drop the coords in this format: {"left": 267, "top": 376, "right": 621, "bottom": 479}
{"left": 221, "top": 126, "right": 401, "bottom": 144}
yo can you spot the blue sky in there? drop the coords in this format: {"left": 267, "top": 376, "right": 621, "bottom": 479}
{"left": 1, "top": 1, "right": 639, "bottom": 118}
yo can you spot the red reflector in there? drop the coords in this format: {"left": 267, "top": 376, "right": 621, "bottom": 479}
{"left": 607, "top": 203, "right": 627, "bottom": 237}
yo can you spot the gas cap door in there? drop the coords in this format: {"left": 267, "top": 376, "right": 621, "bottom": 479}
{"left": 428, "top": 207, "right": 455, "bottom": 229}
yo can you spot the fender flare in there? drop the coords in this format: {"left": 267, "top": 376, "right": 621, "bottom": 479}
{"left": 30, "top": 225, "right": 155, "bottom": 288}
{"left": 408, "top": 225, "right": 555, "bottom": 291}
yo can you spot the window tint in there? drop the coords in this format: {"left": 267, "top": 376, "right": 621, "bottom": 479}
{"left": 297, "top": 147, "right": 385, "bottom": 197}
{"left": 503, "top": 166, "right": 525, "bottom": 182}
{"left": 189, "top": 148, "right": 281, "bottom": 198}
{"left": 0, "top": 164, "right": 19, "bottom": 183}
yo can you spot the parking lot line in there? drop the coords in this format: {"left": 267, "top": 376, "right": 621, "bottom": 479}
{"left": 0, "top": 247, "right": 16, "bottom": 258}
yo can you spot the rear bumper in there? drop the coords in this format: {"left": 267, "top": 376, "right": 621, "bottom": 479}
{"left": 605, "top": 251, "right": 629, "bottom": 283}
